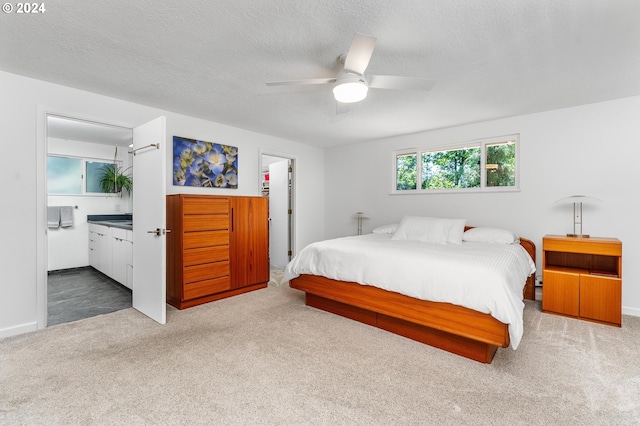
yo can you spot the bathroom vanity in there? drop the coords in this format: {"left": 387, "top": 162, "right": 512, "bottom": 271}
{"left": 87, "top": 214, "right": 133, "bottom": 289}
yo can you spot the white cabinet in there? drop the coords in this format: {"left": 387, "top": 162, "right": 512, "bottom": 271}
{"left": 88, "top": 227, "right": 99, "bottom": 269}
{"left": 111, "top": 227, "right": 134, "bottom": 289}
{"left": 88, "top": 224, "right": 111, "bottom": 276}
{"left": 111, "top": 227, "right": 128, "bottom": 287}
{"left": 88, "top": 223, "right": 133, "bottom": 289}
{"left": 125, "top": 229, "right": 133, "bottom": 289}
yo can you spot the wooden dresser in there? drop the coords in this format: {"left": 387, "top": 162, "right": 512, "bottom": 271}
{"left": 166, "top": 194, "right": 269, "bottom": 309}
{"left": 542, "top": 235, "right": 622, "bottom": 326}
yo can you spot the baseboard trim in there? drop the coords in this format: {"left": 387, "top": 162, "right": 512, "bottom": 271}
{"left": 0, "top": 321, "right": 38, "bottom": 339}
{"left": 623, "top": 306, "right": 640, "bottom": 317}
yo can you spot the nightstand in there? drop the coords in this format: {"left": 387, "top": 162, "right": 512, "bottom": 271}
{"left": 542, "top": 235, "right": 622, "bottom": 326}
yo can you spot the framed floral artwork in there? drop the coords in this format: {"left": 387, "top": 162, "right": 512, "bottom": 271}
{"left": 172, "top": 136, "right": 238, "bottom": 188}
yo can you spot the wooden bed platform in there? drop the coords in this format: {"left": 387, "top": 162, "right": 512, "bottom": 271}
{"left": 289, "top": 237, "right": 536, "bottom": 364}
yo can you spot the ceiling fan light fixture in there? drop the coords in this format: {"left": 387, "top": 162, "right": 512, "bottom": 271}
{"left": 333, "top": 80, "right": 368, "bottom": 103}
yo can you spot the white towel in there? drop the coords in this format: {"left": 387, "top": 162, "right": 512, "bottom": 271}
{"left": 47, "top": 206, "right": 60, "bottom": 229}
{"left": 60, "top": 206, "right": 74, "bottom": 228}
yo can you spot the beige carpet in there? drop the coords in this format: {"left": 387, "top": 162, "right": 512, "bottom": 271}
{"left": 1, "top": 276, "right": 639, "bottom": 425}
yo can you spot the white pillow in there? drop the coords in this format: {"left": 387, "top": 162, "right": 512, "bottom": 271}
{"left": 391, "top": 216, "right": 467, "bottom": 244}
{"left": 462, "top": 227, "right": 519, "bottom": 244}
{"left": 372, "top": 223, "right": 398, "bottom": 234}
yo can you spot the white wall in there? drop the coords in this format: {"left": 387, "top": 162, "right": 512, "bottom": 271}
{"left": 324, "top": 96, "right": 640, "bottom": 317}
{"left": 47, "top": 138, "right": 132, "bottom": 271}
{"left": 0, "top": 70, "right": 325, "bottom": 338}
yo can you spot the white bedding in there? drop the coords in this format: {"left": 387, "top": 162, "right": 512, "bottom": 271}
{"left": 283, "top": 233, "right": 536, "bottom": 349}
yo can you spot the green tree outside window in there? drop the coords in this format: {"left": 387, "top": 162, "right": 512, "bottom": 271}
{"left": 394, "top": 136, "right": 518, "bottom": 192}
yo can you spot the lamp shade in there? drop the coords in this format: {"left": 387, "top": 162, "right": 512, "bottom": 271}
{"left": 555, "top": 195, "right": 603, "bottom": 238}
{"left": 554, "top": 195, "right": 603, "bottom": 204}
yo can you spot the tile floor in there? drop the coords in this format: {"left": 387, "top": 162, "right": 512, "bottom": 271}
{"left": 47, "top": 267, "right": 132, "bottom": 326}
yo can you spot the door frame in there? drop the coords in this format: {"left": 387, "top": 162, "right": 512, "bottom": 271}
{"left": 36, "top": 106, "right": 137, "bottom": 329}
{"left": 259, "top": 150, "right": 296, "bottom": 264}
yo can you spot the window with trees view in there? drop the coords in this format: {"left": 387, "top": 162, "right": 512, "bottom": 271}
{"left": 394, "top": 136, "right": 518, "bottom": 193}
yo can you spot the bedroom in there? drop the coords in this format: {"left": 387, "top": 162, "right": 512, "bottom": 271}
{"left": 1, "top": 0, "right": 638, "bottom": 363}
{"left": 0, "top": 0, "right": 639, "bottom": 422}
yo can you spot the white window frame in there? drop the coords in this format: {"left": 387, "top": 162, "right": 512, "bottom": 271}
{"left": 391, "top": 134, "right": 520, "bottom": 195}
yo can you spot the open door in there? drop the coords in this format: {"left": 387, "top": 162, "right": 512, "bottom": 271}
{"left": 268, "top": 159, "right": 291, "bottom": 269}
{"left": 132, "top": 116, "right": 167, "bottom": 324}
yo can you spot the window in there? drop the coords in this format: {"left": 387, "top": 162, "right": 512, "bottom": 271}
{"left": 47, "top": 155, "right": 121, "bottom": 195}
{"left": 421, "top": 146, "right": 480, "bottom": 189}
{"left": 485, "top": 141, "right": 516, "bottom": 187}
{"left": 85, "top": 160, "right": 114, "bottom": 193}
{"left": 394, "top": 135, "right": 519, "bottom": 193}
{"left": 47, "top": 156, "right": 82, "bottom": 195}
{"left": 396, "top": 153, "right": 417, "bottom": 190}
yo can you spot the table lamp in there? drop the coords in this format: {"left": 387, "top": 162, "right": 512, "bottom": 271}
{"left": 555, "top": 195, "right": 602, "bottom": 238}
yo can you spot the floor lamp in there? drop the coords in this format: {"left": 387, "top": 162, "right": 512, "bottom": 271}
{"left": 355, "top": 212, "right": 368, "bottom": 235}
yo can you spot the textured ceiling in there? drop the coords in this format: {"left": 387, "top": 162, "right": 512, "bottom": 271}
{"left": 1, "top": 0, "right": 639, "bottom": 148}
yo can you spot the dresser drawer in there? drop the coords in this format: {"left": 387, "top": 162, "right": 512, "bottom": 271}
{"left": 183, "top": 276, "right": 231, "bottom": 300}
{"left": 184, "top": 260, "right": 230, "bottom": 283}
{"left": 183, "top": 214, "right": 228, "bottom": 231}
{"left": 184, "top": 246, "right": 229, "bottom": 266}
{"left": 183, "top": 230, "right": 229, "bottom": 249}
{"left": 183, "top": 197, "right": 228, "bottom": 215}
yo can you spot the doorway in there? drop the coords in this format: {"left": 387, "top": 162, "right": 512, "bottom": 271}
{"left": 45, "top": 115, "right": 134, "bottom": 325}
{"left": 261, "top": 154, "right": 295, "bottom": 270}
{"left": 38, "top": 111, "right": 167, "bottom": 329}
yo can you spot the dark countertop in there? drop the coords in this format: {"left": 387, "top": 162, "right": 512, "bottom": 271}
{"left": 88, "top": 220, "right": 132, "bottom": 230}
{"left": 87, "top": 214, "right": 133, "bottom": 231}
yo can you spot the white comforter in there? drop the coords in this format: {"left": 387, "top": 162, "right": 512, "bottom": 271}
{"left": 283, "top": 233, "right": 536, "bottom": 349}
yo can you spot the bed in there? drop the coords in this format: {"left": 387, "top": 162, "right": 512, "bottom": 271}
{"left": 284, "top": 218, "right": 537, "bottom": 363}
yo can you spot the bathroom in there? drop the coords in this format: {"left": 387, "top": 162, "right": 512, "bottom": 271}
{"left": 46, "top": 116, "right": 134, "bottom": 325}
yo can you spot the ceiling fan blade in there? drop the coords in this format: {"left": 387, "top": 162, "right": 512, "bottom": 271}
{"left": 368, "top": 75, "right": 435, "bottom": 91}
{"left": 343, "top": 33, "right": 377, "bottom": 75}
{"left": 266, "top": 78, "right": 336, "bottom": 86}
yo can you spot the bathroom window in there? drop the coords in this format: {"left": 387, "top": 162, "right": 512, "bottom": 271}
{"left": 47, "top": 156, "right": 83, "bottom": 195}
{"left": 47, "top": 155, "right": 120, "bottom": 195}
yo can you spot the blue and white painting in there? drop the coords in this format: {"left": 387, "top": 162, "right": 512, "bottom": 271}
{"left": 172, "top": 136, "right": 238, "bottom": 188}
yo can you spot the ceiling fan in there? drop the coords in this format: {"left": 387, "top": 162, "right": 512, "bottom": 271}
{"left": 266, "top": 32, "right": 435, "bottom": 104}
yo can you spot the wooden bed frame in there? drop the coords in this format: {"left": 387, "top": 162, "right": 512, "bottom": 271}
{"left": 289, "top": 235, "right": 536, "bottom": 364}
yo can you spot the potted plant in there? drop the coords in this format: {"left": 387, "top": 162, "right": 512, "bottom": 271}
{"left": 99, "top": 163, "right": 133, "bottom": 196}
